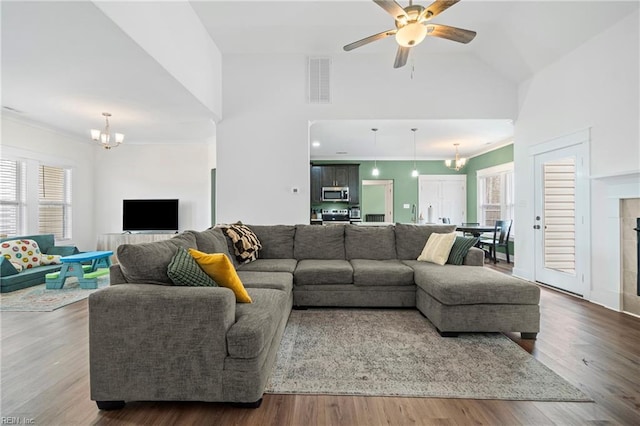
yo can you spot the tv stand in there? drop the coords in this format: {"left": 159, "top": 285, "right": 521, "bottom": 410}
{"left": 97, "top": 233, "right": 176, "bottom": 263}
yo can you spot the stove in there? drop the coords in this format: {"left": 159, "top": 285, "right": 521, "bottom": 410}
{"left": 322, "top": 209, "right": 350, "bottom": 224}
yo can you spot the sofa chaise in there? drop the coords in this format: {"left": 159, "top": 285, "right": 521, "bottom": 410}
{"left": 89, "top": 223, "right": 540, "bottom": 409}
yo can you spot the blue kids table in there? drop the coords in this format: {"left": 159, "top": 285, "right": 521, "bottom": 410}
{"left": 45, "top": 250, "right": 113, "bottom": 289}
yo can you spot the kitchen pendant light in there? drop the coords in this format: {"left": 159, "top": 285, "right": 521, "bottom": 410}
{"left": 411, "top": 128, "right": 419, "bottom": 177}
{"left": 371, "top": 128, "right": 379, "bottom": 176}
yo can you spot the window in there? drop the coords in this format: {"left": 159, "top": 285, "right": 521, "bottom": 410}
{"left": 0, "top": 158, "right": 72, "bottom": 239}
{"left": 477, "top": 162, "right": 514, "bottom": 234}
{"left": 39, "top": 165, "right": 72, "bottom": 239}
{"left": 0, "top": 159, "right": 26, "bottom": 236}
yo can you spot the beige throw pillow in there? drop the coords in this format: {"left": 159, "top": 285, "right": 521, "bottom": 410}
{"left": 417, "top": 232, "right": 457, "bottom": 265}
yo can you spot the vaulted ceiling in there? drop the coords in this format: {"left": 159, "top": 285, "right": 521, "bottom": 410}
{"left": 2, "top": 1, "right": 637, "bottom": 159}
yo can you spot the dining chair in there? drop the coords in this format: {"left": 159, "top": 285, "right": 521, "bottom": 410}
{"left": 365, "top": 214, "right": 385, "bottom": 222}
{"left": 442, "top": 218, "right": 450, "bottom": 224}
{"left": 478, "top": 220, "right": 513, "bottom": 263}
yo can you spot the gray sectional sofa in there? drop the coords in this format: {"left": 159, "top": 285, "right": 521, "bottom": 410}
{"left": 89, "top": 223, "right": 540, "bottom": 410}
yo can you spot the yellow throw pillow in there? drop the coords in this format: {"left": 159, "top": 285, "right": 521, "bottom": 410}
{"left": 188, "top": 249, "right": 252, "bottom": 303}
{"left": 417, "top": 232, "right": 457, "bottom": 265}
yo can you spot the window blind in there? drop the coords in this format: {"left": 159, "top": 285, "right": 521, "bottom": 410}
{"left": 0, "top": 159, "right": 25, "bottom": 236}
{"left": 38, "top": 165, "right": 71, "bottom": 239}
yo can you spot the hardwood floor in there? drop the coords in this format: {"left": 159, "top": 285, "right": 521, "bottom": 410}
{"left": 2, "top": 263, "right": 640, "bottom": 425}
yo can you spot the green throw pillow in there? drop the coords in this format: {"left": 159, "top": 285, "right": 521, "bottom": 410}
{"left": 446, "top": 236, "right": 478, "bottom": 265}
{"left": 167, "top": 247, "right": 218, "bottom": 287}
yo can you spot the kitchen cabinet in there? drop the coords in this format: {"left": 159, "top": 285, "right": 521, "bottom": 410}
{"left": 310, "top": 165, "right": 322, "bottom": 204}
{"left": 311, "top": 164, "right": 360, "bottom": 204}
{"left": 321, "top": 165, "right": 350, "bottom": 187}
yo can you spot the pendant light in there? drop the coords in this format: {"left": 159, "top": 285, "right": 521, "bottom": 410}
{"left": 411, "top": 128, "right": 419, "bottom": 177}
{"left": 371, "top": 128, "right": 379, "bottom": 176}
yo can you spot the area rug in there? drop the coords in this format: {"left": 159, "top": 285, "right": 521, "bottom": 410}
{"left": 0, "top": 276, "right": 109, "bottom": 312}
{"left": 265, "top": 309, "right": 590, "bottom": 401}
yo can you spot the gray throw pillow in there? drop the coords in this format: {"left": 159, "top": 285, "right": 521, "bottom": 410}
{"left": 447, "top": 236, "right": 479, "bottom": 265}
{"left": 167, "top": 247, "right": 218, "bottom": 287}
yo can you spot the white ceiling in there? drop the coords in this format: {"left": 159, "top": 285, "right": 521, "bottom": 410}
{"left": 2, "top": 1, "right": 637, "bottom": 158}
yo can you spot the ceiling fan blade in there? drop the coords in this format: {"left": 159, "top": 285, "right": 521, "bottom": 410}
{"left": 426, "top": 24, "right": 476, "bottom": 44}
{"left": 343, "top": 29, "right": 397, "bottom": 51}
{"left": 373, "top": 0, "right": 408, "bottom": 21}
{"left": 419, "top": 0, "right": 460, "bottom": 21}
{"left": 393, "top": 46, "right": 410, "bottom": 68}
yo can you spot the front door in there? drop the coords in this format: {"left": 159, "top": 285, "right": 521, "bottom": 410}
{"left": 533, "top": 144, "right": 587, "bottom": 295}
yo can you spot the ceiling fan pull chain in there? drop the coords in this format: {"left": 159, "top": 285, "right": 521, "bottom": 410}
{"left": 411, "top": 59, "right": 415, "bottom": 80}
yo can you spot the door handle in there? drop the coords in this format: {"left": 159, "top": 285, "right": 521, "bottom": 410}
{"left": 533, "top": 225, "right": 540, "bottom": 229}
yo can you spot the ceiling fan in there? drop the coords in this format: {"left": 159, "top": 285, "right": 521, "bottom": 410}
{"left": 343, "top": 0, "right": 476, "bottom": 68}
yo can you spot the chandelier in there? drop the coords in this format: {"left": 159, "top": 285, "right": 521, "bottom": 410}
{"left": 445, "top": 143, "right": 466, "bottom": 171}
{"left": 91, "top": 112, "right": 124, "bottom": 149}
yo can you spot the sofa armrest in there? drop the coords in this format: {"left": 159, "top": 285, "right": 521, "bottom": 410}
{"left": 109, "top": 264, "right": 127, "bottom": 284}
{"left": 47, "top": 245, "right": 79, "bottom": 256}
{"left": 0, "top": 257, "right": 19, "bottom": 277}
{"left": 463, "top": 247, "right": 484, "bottom": 266}
{"left": 89, "top": 284, "right": 236, "bottom": 402}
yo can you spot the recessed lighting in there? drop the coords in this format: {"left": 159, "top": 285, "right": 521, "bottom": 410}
{"left": 312, "top": 141, "right": 321, "bottom": 147}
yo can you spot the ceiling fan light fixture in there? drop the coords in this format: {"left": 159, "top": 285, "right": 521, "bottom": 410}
{"left": 395, "top": 22, "right": 427, "bottom": 47}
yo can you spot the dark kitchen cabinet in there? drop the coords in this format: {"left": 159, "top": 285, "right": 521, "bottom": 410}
{"left": 310, "top": 165, "right": 322, "bottom": 204}
{"left": 320, "top": 165, "right": 350, "bottom": 187}
{"left": 311, "top": 164, "right": 360, "bottom": 204}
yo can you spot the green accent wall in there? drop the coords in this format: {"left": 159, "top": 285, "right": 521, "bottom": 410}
{"left": 314, "top": 159, "right": 464, "bottom": 224}
{"left": 313, "top": 144, "right": 514, "bottom": 258}
{"left": 465, "top": 144, "right": 514, "bottom": 223}
{"left": 361, "top": 184, "right": 386, "bottom": 219}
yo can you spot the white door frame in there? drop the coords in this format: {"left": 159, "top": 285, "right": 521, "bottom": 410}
{"left": 528, "top": 129, "right": 591, "bottom": 298}
{"left": 418, "top": 174, "right": 466, "bottom": 225}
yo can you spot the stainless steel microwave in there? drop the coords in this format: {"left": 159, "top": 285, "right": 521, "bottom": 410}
{"left": 322, "top": 187, "right": 349, "bottom": 202}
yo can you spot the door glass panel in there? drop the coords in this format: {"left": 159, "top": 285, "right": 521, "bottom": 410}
{"left": 543, "top": 157, "right": 576, "bottom": 274}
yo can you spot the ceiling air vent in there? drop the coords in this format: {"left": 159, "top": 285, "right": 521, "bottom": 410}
{"left": 307, "top": 57, "right": 331, "bottom": 104}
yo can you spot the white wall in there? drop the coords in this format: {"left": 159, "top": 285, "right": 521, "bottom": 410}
{"left": 93, "top": 143, "right": 212, "bottom": 235}
{"left": 218, "top": 52, "right": 518, "bottom": 225}
{"left": 513, "top": 11, "right": 640, "bottom": 309}
{"left": 95, "top": 1, "right": 223, "bottom": 121}
{"left": 1, "top": 116, "right": 96, "bottom": 251}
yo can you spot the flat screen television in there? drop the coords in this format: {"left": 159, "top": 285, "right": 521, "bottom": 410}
{"left": 123, "top": 199, "right": 179, "bottom": 232}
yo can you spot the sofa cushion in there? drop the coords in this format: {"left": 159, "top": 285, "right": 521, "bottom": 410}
{"left": 0, "top": 239, "right": 42, "bottom": 270}
{"left": 350, "top": 259, "right": 414, "bottom": 286}
{"left": 237, "top": 271, "right": 294, "bottom": 292}
{"left": 407, "top": 260, "right": 540, "bottom": 305}
{"left": 237, "top": 259, "right": 297, "bottom": 273}
{"left": 167, "top": 247, "right": 218, "bottom": 287}
{"left": 0, "top": 234, "right": 55, "bottom": 254}
{"left": 447, "top": 236, "right": 479, "bottom": 265}
{"left": 189, "top": 249, "right": 252, "bottom": 303}
{"left": 246, "top": 225, "right": 296, "bottom": 259}
{"left": 294, "top": 259, "right": 353, "bottom": 285}
{"left": 345, "top": 225, "right": 396, "bottom": 260}
{"left": 418, "top": 232, "right": 456, "bottom": 265}
{"left": 187, "top": 228, "right": 234, "bottom": 263}
{"left": 395, "top": 223, "right": 457, "bottom": 260}
{"left": 227, "top": 288, "right": 289, "bottom": 359}
{"left": 223, "top": 223, "right": 262, "bottom": 264}
{"left": 117, "top": 232, "right": 197, "bottom": 285}
{"left": 294, "top": 225, "right": 345, "bottom": 260}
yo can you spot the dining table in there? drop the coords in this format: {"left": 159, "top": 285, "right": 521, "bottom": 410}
{"left": 455, "top": 225, "right": 495, "bottom": 238}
